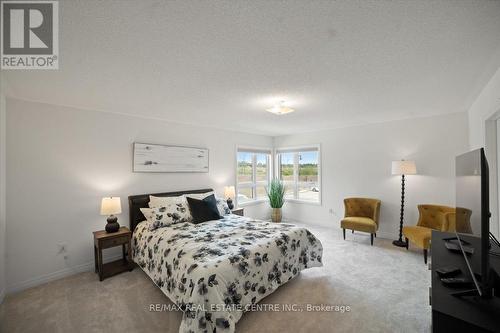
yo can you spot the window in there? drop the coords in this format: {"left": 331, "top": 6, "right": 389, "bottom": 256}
{"left": 276, "top": 146, "right": 320, "bottom": 203}
{"left": 236, "top": 147, "right": 272, "bottom": 205}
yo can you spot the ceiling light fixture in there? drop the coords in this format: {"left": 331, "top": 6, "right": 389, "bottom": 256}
{"left": 266, "top": 101, "right": 295, "bottom": 115}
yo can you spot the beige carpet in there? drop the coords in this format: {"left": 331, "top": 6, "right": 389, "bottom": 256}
{"left": 0, "top": 224, "right": 431, "bottom": 333}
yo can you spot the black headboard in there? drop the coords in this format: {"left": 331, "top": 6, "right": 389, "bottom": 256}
{"left": 128, "top": 188, "right": 213, "bottom": 232}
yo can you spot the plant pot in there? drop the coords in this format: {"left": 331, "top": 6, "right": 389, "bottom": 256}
{"left": 271, "top": 208, "right": 282, "bottom": 223}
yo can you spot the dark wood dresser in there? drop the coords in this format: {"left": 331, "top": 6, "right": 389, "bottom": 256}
{"left": 431, "top": 231, "right": 500, "bottom": 332}
{"left": 231, "top": 208, "right": 244, "bottom": 216}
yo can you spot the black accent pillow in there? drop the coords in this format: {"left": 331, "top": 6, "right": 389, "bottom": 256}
{"left": 186, "top": 194, "right": 222, "bottom": 224}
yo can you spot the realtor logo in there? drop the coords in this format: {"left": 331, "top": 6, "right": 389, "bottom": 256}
{"left": 1, "top": 1, "right": 58, "bottom": 69}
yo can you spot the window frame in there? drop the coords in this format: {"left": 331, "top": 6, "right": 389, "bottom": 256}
{"left": 235, "top": 146, "right": 272, "bottom": 207}
{"left": 275, "top": 144, "right": 322, "bottom": 205}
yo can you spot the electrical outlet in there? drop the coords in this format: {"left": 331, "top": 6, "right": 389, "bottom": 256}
{"left": 57, "top": 242, "right": 67, "bottom": 254}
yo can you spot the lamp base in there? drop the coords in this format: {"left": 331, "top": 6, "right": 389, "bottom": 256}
{"left": 105, "top": 215, "right": 120, "bottom": 233}
{"left": 226, "top": 198, "right": 234, "bottom": 210}
{"left": 392, "top": 239, "right": 407, "bottom": 248}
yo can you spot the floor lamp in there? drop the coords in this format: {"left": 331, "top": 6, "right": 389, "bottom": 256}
{"left": 392, "top": 160, "right": 417, "bottom": 247}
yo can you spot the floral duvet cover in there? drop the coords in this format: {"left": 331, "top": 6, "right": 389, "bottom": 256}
{"left": 132, "top": 214, "right": 323, "bottom": 333}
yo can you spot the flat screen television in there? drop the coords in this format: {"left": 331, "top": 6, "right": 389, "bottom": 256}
{"left": 454, "top": 147, "right": 492, "bottom": 298}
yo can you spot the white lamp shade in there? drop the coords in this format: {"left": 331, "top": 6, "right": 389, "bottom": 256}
{"left": 100, "top": 197, "right": 122, "bottom": 215}
{"left": 224, "top": 186, "right": 236, "bottom": 200}
{"left": 392, "top": 160, "right": 417, "bottom": 175}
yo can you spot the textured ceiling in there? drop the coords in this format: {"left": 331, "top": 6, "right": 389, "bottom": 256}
{"left": 4, "top": 0, "right": 500, "bottom": 136}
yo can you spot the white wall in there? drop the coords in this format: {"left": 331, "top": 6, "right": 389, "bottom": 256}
{"left": 274, "top": 113, "right": 469, "bottom": 239}
{"left": 468, "top": 66, "right": 500, "bottom": 150}
{"left": 0, "top": 77, "right": 6, "bottom": 303}
{"left": 467, "top": 65, "right": 500, "bottom": 237}
{"left": 5, "top": 98, "right": 272, "bottom": 292}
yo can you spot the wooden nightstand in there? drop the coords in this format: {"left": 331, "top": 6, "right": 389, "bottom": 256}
{"left": 232, "top": 208, "right": 244, "bottom": 216}
{"left": 93, "top": 226, "right": 133, "bottom": 281}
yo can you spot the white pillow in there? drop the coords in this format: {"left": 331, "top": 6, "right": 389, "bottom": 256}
{"left": 215, "top": 197, "right": 232, "bottom": 216}
{"left": 149, "top": 195, "right": 186, "bottom": 208}
{"left": 141, "top": 202, "right": 191, "bottom": 230}
{"left": 140, "top": 207, "right": 155, "bottom": 223}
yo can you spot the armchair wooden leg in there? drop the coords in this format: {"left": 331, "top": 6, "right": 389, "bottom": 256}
{"left": 423, "top": 249, "right": 428, "bottom": 264}
{"left": 370, "top": 233, "right": 374, "bottom": 246}
{"left": 405, "top": 237, "right": 409, "bottom": 250}
{"left": 374, "top": 233, "right": 377, "bottom": 238}
{"left": 343, "top": 228, "right": 346, "bottom": 240}
{"left": 352, "top": 230, "right": 354, "bottom": 233}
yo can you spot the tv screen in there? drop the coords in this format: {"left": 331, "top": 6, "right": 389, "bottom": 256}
{"left": 456, "top": 149, "right": 482, "bottom": 236}
{"left": 455, "top": 147, "right": 490, "bottom": 297}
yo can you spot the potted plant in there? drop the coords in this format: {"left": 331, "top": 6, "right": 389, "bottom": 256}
{"left": 266, "top": 179, "right": 286, "bottom": 222}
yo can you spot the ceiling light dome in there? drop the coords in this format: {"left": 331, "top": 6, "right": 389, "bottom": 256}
{"left": 266, "top": 101, "right": 295, "bottom": 115}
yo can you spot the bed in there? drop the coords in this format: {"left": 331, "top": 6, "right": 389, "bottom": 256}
{"left": 129, "top": 189, "right": 323, "bottom": 333}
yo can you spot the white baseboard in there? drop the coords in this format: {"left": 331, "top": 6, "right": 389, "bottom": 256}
{"left": 7, "top": 254, "right": 123, "bottom": 294}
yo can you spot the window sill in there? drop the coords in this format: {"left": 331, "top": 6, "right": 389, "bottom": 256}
{"left": 238, "top": 199, "right": 269, "bottom": 207}
{"left": 285, "top": 199, "right": 322, "bottom": 206}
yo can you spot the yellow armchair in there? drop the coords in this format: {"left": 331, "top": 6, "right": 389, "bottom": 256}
{"left": 402, "top": 204, "right": 469, "bottom": 264}
{"left": 341, "top": 198, "right": 381, "bottom": 245}
{"left": 447, "top": 207, "right": 473, "bottom": 234}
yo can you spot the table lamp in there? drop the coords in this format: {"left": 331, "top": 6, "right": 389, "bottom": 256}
{"left": 391, "top": 160, "right": 417, "bottom": 247}
{"left": 100, "top": 197, "right": 122, "bottom": 233}
{"left": 224, "top": 186, "right": 236, "bottom": 210}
